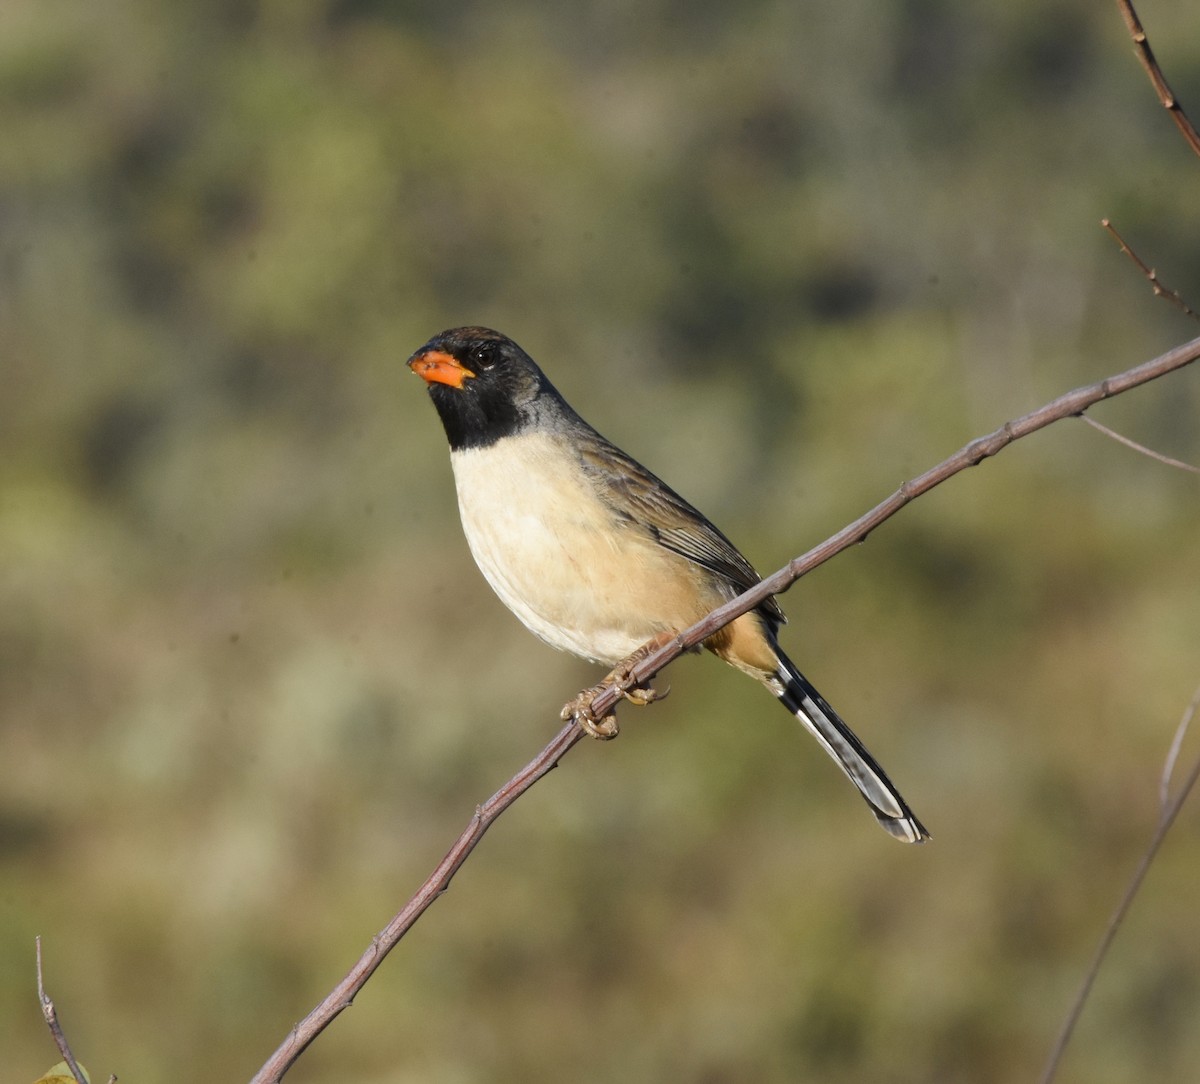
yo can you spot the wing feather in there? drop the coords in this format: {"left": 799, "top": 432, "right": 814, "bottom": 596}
{"left": 573, "top": 430, "right": 786, "bottom": 625}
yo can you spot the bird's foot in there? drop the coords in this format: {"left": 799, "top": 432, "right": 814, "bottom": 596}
{"left": 621, "top": 679, "right": 670, "bottom": 707}
{"left": 561, "top": 634, "right": 675, "bottom": 740}
{"left": 560, "top": 686, "right": 620, "bottom": 740}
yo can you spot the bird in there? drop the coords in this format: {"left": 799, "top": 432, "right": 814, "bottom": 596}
{"left": 408, "top": 326, "right": 928, "bottom": 843}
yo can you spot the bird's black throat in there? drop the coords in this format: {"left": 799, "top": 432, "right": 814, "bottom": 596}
{"left": 427, "top": 380, "right": 525, "bottom": 452}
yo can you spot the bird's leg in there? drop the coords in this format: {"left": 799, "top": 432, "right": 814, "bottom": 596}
{"left": 614, "top": 630, "right": 676, "bottom": 707}
{"left": 561, "top": 633, "right": 676, "bottom": 740}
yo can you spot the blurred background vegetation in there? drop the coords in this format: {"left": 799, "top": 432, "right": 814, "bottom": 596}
{"left": 3, "top": 0, "right": 1200, "bottom": 1081}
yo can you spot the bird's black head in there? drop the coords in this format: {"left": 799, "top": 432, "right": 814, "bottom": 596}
{"left": 408, "top": 327, "right": 556, "bottom": 451}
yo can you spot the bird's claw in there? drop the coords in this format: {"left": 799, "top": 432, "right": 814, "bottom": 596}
{"left": 561, "top": 677, "right": 668, "bottom": 741}
{"left": 563, "top": 635, "right": 674, "bottom": 740}
{"left": 622, "top": 681, "right": 669, "bottom": 707}
{"left": 561, "top": 692, "right": 620, "bottom": 740}
{"left": 579, "top": 709, "right": 620, "bottom": 740}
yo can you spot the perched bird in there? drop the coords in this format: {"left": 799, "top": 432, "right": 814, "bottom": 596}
{"left": 408, "top": 326, "right": 927, "bottom": 843}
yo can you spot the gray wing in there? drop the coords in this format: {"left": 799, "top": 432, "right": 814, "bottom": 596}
{"left": 573, "top": 428, "right": 787, "bottom": 626}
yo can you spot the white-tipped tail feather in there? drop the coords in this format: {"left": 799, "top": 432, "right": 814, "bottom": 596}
{"left": 773, "top": 655, "right": 928, "bottom": 843}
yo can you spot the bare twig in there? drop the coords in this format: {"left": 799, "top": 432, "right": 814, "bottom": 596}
{"left": 1116, "top": 0, "right": 1200, "bottom": 159}
{"left": 1160, "top": 683, "right": 1200, "bottom": 810}
{"left": 1080, "top": 413, "right": 1200, "bottom": 474}
{"left": 250, "top": 720, "right": 584, "bottom": 1083}
{"left": 36, "top": 937, "right": 91, "bottom": 1084}
{"left": 1101, "top": 219, "right": 1200, "bottom": 320}
{"left": 251, "top": 331, "right": 1200, "bottom": 1082}
{"left": 1039, "top": 683, "right": 1200, "bottom": 1084}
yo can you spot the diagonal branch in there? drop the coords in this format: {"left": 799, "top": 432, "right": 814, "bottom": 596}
{"left": 1081, "top": 414, "right": 1200, "bottom": 474}
{"left": 1101, "top": 218, "right": 1200, "bottom": 320}
{"left": 250, "top": 331, "right": 1200, "bottom": 1083}
{"left": 1039, "top": 683, "right": 1200, "bottom": 1084}
{"left": 1116, "top": 0, "right": 1200, "bottom": 159}
{"left": 249, "top": 719, "right": 584, "bottom": 1084}
{"left": 615, "top": 332, "right": 1200, "bottom": 697}
{"left": 36, "top": 937, "right": 91, "bottom": 1084}
{"left": 1160, "top": 683, "right": 1200, "bottom": 809}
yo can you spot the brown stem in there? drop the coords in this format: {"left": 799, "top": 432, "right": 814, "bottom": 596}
{"left": 1116, "top": 0, "right": 1200, "bottom": 158}
{"left": 36, "top": 937, "right": 92, "bottom": 1084}
{"left": 1101, "top": 218, "right": 1200, "bottom": 320}
{"left": 614, "top": 333, "right": 1200, "bottom": 698}
{"left": 249, "top": 720, "right": 583, "bottom": 1083}
{"left": 1039, "top": 684, "right": 1200, "bottom": 1083}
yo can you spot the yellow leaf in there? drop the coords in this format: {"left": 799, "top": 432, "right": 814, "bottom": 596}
{"left": 32, "top": 1062, "right": 89, "bottom": 1084}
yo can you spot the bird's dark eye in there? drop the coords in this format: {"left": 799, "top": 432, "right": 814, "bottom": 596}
{"left": 471, "top": 344, "right": 497, "bottom": 370}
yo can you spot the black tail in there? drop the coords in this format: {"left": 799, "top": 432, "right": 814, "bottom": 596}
{"left": 774, "top": 654, "right": 928, "bottom": 843}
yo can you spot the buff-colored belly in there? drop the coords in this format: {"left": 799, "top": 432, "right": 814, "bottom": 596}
{"left": 450, "top": 433, "right": 715, "bottom": 665}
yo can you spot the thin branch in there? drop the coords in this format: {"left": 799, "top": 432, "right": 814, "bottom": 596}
{"left": 619, "top": 332, "right": 1200, "bottom": 691}
{"left": 250, "top": 720, "right": 584, "bottom": 1084}
{"left": 1116, "top": 0, "right": 1200, "bottom": 159}
{"left": 1039, "top": 683, "right": 1200, "bottom": 1084}
{"left": 251, "top": 331, "right": 1200, "bottom": 1083}
{"left": 1101, "top": 219, "right": 1200, "bottom": 320}
{"left": 1160, "top": 683, "right": 1200, "bottom": 810}
{"left": 1080, "top": 413, "right": 1200, "bottom": 474}
{"left": 36, "top": 937, "right": 91, "bottom": 1084}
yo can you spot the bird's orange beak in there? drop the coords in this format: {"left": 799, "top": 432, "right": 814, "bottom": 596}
{"left": 408, "top": 350, "right": 476, "bottom": 389}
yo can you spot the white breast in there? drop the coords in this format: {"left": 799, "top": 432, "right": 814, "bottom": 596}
{"left": 449, "top": 432, "right": 684, "bottom": 665}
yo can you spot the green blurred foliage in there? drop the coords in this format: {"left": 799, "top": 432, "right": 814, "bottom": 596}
{"left": 2, "top": 0, "right": 1199, "bottom": 1080}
